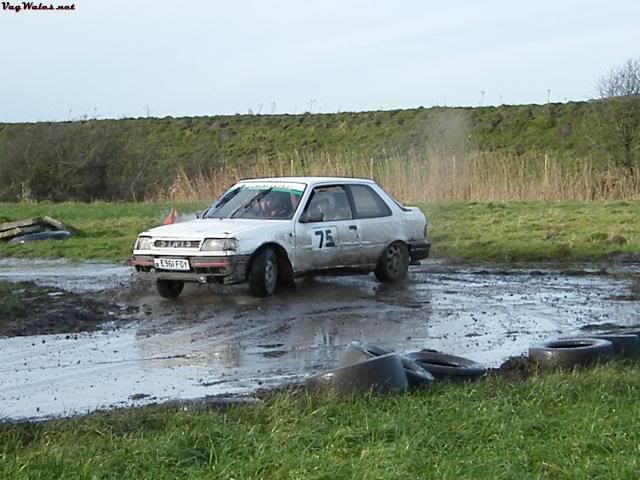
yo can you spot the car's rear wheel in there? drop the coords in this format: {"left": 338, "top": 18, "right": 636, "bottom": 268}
{"left": 248, "top": 247, "right": 278, "bottom": 297}
{"left": 374, "top": 241, "right": 410, "bottom": 282}
{"left": 156, "top": 279, "right": 184, "bottom": 298}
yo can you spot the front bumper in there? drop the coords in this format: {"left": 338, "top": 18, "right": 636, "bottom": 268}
{"left": 408, "top": 240, "right": 431, "bottom": 262}
{"left": 131, "top": 254, "right": 251, "bottom": 284}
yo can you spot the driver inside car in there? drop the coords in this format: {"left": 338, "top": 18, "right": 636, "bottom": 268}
{"left": 256, "top": 193, "right": 292, "bottom": 218}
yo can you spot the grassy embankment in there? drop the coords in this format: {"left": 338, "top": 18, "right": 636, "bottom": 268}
{"left": 1, "top": 200, "right": 638, "bottom": 263}
{"left": 2, "top": 361, "right": 640, "bottom": 479}
{"left": 2, "top": 100, "right": 640, "bottom": 202}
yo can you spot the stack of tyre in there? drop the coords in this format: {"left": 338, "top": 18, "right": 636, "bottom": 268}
{"left": 306, "top": 341, "right": 487, "bottom": 395}
{"left": 529, "top": 328, "right": 640, "bottom": 369}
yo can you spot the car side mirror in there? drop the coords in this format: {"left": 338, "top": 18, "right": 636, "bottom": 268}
{"left": 300, "top": 212, "right": 324, "bottom": 223}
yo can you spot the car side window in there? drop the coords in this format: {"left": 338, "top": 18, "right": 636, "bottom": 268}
{"left": 348, "top": 185, "right": 392, "bottom": 219}
{"left": 301, "top": 186, "right": 353, "bottom": 222}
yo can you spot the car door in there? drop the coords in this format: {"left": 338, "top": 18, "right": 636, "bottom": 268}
{"left": 346, "top": 183, "right": 394, "bottom": 266}
{"left": 294, "top": 185, "right": 361, "bottom": 272}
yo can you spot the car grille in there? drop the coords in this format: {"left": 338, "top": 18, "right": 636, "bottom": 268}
{"left": 153, "top": 239, "right": 201, "bottom": 249}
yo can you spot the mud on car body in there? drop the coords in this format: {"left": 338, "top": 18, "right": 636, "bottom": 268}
{"left": 132, "top": 177, "right": 431, "bottom": 298}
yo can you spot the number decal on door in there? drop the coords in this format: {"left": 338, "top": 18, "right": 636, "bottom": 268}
{"left": 312, "top": 227, "right": 337, "bottom": 250}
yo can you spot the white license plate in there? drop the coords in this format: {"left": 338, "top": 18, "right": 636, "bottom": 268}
{"left": 154, "top": 258, "right": 190, "bottom": 271}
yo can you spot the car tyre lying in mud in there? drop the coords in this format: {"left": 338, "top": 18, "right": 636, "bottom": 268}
{"left": 603, "top": 327, "right": 640, "bottom": 338}
{"left": 374, "top": 241, "right": 410, "bottom": 282}
{"left": 156, "top": 279, "right": 185, "bottom": 299}
{"left": 340, "top": 341, "right": 435, "bottom": 389}
{"left": 402, "top": 350, "right": 488, "bottom": 381}
{"left": 306, "top": 353, "right": 408, "bottom": 395}
{"left": 579, "top": 334, "right": 640, "bottom": 356}
{"left": 248, "top": 247, "right": 278, "bottom": 297}
{"left": 340, "top": 340, "right": 390, "bottom": 364}
{"left": 528, "top": 338, "right": 614, "bottom": 369}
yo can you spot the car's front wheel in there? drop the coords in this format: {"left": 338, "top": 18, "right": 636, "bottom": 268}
{"left": 156, "top": 279, "right": 184, "bottom": 298}
{"left": 374, "top": 241, "right": 410, "bottom": 282}
{"left": 248, "top": 247, "right": 278, "bottom": 297}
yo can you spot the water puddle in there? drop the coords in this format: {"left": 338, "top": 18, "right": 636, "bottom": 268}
{"left": 1, "top": 259, "right": 639, "bottom": 420}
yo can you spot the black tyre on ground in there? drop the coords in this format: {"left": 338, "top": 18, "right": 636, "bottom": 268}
{"left": 603, "top": 327, "right": 640, "bottom": 337}
{"left": 339, "top": 341, "right": 390, "bottom": 365}
{"left": 402, "top": 350, "right": 487, "bottom": 381}
{"left": 374, "top": 241, "right": 410, "bottom": 283}
{"left": 306, "top": 353, "right": 408, "bottom": 395}
{"left": 580, "top": 334, "right": 640, "bottom": 356}
{"left": 156, "top": 279, "right": 184, "bottom": 299}
{"left": 529, "top": 338, "right": 614, "bottom": 369}
{"left": 248, "top": 247, "right": 278, "bottom": 297}
{"left": 339, "top": 341, "right": 435, "bottom": 389}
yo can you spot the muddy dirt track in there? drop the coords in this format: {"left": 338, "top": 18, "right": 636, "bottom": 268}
{"left": 1, "top": 258, "right": 639, "bottom": 420}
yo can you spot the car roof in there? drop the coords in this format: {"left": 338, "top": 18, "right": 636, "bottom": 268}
{"left": 237, "top": 176, "right": 376, "bottom": 187}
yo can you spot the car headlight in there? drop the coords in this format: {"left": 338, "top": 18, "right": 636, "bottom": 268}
{"left": 135, "top": 236, "right": 153, "bottom": 250}
{"left": 200, "top": 237, "right": 238, "bottom": 252}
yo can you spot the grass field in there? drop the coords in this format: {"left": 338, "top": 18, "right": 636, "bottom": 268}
{"left": 1, "top": 200, "right": 639, "bottom": 263}
{"left": 1, "top": 360, "right": 640, "bottom": 479}
{"left": 0, "top": 202, "right": 205, "bottom": 263}
{"left": 424, "top": 200, "right": 640, "bottom": 262}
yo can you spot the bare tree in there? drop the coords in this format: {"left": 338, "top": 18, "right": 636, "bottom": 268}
{"left": 597, "top": 58, "right": 640, "bottom": 98}
{"left": 595, "top": 57, "right": 640, "bottom": 171}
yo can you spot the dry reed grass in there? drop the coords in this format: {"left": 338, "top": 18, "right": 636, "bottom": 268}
{"left": 155, "top": 150, "right": 640, "bottom": 203}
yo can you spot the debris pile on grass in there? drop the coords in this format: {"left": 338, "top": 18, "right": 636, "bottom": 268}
{"left": 0, "top": 216, "right": 75, "bottom": 244}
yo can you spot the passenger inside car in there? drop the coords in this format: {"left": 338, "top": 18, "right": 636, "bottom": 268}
{"left": 328, "top": 191, "right": 352, "bottom": 220}
{"left": 303, "top": 188, "right": 356, "bottom": 222}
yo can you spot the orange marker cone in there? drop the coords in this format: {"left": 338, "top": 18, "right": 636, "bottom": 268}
{"left": 162, "top": 207, "right": 178, "bottom": 225}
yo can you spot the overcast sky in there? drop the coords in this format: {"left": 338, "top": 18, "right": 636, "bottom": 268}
{"left": 1, "top": 0, "right": 639, "bottom": 122}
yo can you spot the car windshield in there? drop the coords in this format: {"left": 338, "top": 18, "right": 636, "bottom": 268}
{"left": 203, "top": 183, "right": 305, "bottom": 220}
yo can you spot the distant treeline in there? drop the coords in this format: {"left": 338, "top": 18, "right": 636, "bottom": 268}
{"left": 0, "top": 99, "right": 638, "bottom": 201}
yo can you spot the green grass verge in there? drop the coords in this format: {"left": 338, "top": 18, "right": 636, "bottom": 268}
{"left": 2, "top": 361, "right": 640, "bottom": 479}
{"left": 423, "top": 200, "right": 640, "bottom": 262}
{"left": 0, "top": 202, "right": 206, "bottom": 263}
{"left": 0, "top": 200, "right": 638, "bottom": 263}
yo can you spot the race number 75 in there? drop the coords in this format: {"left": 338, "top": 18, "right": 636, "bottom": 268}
{"left": 312, "top": 227, "right": 337, "bottom": 250}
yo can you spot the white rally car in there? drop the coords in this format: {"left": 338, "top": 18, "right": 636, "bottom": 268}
{"left": 132, "top": 177, "right": 430, "bottom": 298}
